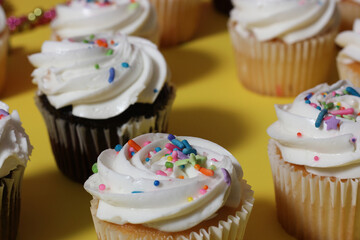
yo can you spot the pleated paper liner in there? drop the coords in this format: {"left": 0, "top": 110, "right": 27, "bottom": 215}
{"left": 89, "top": 180, "right": 254, "bottom": 240}
{"left": 148, "top": 0, "right": 202, "bottom": 47}
{"left": 35, "top": 84, "right": 175, "bottom": 183}
{"left": 268, "top": 139, "right": 360, "bottom": 240}
{"left": 0, "top": 29, "right": 9, "bottom": 93}
{"left": 228, "top": 23, "right": 338, "bottom": 97}
{"left": 338, "top": 1, "right": 360, "bottom": 31}
{"left": 0, "top": 165, "right": 25, "bottom": 240}
{"left": 337, "top": 59, "right": 360, "bottom": 87}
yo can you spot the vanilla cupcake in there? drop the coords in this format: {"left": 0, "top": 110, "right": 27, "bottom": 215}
{"left": 338, "top": 0, "right": 360, "bottom": 31}
{"left": 148, "top": 0, "right": 203, "bottom": 47}
{"left": 84, "top": 133, "right": 254, "bottom": 240}
{"left": 51, "top": 0, "right": 159, "bottom": 44}
{"left": 336, "top": 19, "right": 360, "bottom": 86}
{"left": 267, "top": 80, "right": 360, "bottom": 239}
{"left": 0, "top": 6, "right": 9, "bottom": 92}
{"left": 229, "top": 0, "right": 339, "bottom": 97}
{"left": 0, "top": 102, "right": 32, "bottom": 240}
{"left": 28, "top": 34, "right": 175, "bottom": 183}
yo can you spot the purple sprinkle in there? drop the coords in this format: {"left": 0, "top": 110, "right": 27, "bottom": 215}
{"left": 168, "top": 134, "right": 175, "bottom": 141}
{"left": 108, "top": 67, "right": 115, "bottom": 83}
{"left": 0, "top": 109, "right": 9, "bottom": 116}
{"left": 351, "top": 138, "right": 357, "bottom": 143}
{"left": 177, "top": 150, "right": 188, "bottom": 160}
{"left": 221, "top": 168, "right": 231, "bottom": 186}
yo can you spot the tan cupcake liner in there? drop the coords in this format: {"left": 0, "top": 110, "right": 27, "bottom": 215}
{"left": 0, "top": 29, "right": 9, "bottom": 92}
{"left": 149, "top": 0, "right": 203, "bottom": 47}
{"left": 268, "top": 139, "right": 360, "bottom": 240}
{"left": 0, "top": 166, "right": 25, "bottom": 240}
{"left": 89, "top": 180, "right": 254, "bottom": 240}
{"left": 228, "top": 23, "right": 338, "bottom": 97}
{"left": 338, "top": 1, "right": 360, "bottom": 31}
{"left": 337, "top": 59, "right": 360, "bottom": 87}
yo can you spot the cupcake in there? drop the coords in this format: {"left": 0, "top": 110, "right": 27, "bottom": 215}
{"left": 337, "top": 0, "right": 360, "bottom": 31}
{"left": 228, "top": 0, "right": 340, "bottom": 97}
{"left": 0, "top": 102, "right": 32, "bottom": 240}
{"left": 0, "top": 6, "right": 9, "bottom": 92}
{"left": 267, "top": 80, "right": 360, "bottom": 239}
{"left": 28, "top": 34, "right": 175, "bottom": 183}
{"left": 148, "top": 0, "right": 203, "bottom": 47}
{"left": 336, "top": 19, "right": 360, "bottom": 86}
{"left": 51, "top": 0, "right": 159, "bottom": 44}
{"left": 84, "top": 133, "right": 254, "bottom": 240}
{"left": 213, "top": 0, "right": 233, "bottom": 15}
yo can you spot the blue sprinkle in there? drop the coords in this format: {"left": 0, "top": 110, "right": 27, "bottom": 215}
{"left": 153, "top": 88, "right": 158, "bottom": 93}
{"left": 179, "top": 165, "right": 185, "bottom": 170}
{"left": 346, "top": 87, "right": 360, "bottom": 97}
{"left": 316, "top": 106, "right": 321, "bottom": 110}
{"left": 155, "top": 147, "right": 161, "bottom": 152}
{"left": 154, "top": 180, "right": 160, "bottom": 186}
{"left": 108, "top": 67, "right": 115, "bottom": 83}
{"left": 305, "top": 100, "right": 311, "bottom": 104}
{"left": 131, "top": 191, "right": 144, "bottom": 194}
{"left": 122, "top": 62, "right": 129, "bottom": 68}
{"left": 315, "top": 109, "right": 328, "bottom": 128}
{"left": 183, "top": 148, "right": 197, "bottom": 155}
{"left": 305, "top": 93, "right": 313, "bottom": 100}
{"left": 145, "top": 158, "right": 150, "bottom": 162}
{"left": 172, "top": 139, "right": 185, "bottom": 149}
{"left": 115, "top": 144, "right": 122, "bottom": 152}
{"left": 131, "top": 152, "right": 135, "bottom": 156}
{"left": 182, "top": 140, "right": 192, "bottom": 149}
{"left": 168, "top": 134, "right": 176, "bottom": 141}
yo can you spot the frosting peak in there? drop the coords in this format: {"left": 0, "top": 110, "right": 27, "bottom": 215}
{"left": 336, "top": 19, "right": 360, "bottom": 64}
{"left": 84, "top": 133, "right": 243, "bottom": 232}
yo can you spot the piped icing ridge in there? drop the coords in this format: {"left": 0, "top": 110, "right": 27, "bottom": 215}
{"left": 0, "top": 102, "right": 32, "bottom": 178}
{"left": 336, "top": 19, "right": 360, "bottom": 64}
{"left": 267, "top": 80, "right": 360, "bottom": 178}
{"left": 230, "top": 0, "right": 339, "bottom": 44}
{"left": 28, "top": 34, "right": 168, "bottom": 119}
{"left": 51, "top": 0, "right": 158, "bottom": 40}
{"left": 84, "top": 133, "right": 243, "bottom": 232}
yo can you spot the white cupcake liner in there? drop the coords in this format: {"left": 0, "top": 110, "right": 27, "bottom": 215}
{"left": 0, "top": 166, "right": 25, "bottom": 240}
{"left": 35, "top": 90, "right": 175, "bottom": 183}
{"left": 268, "top": 139, "right": 360, "bottom": 240}
{"left": 337, "top": 58, "right": 360, "bottom": 87}
{"left": 90, "top": 180, "right": 254, "bottom": 240}
{"left": 338, "top": 1, "right": 360, "bottom": 31}
{"left": 228, "top": 23, "right": 338, "bottom": 97}
{"left": 0, "top": 29, "right": 9, "bottom": 92}
{"left": 148, "top": 0, "right": 202, "bottom": 47}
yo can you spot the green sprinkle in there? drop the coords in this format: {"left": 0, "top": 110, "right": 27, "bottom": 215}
{"left": 343, "top": 115, "right": 354, "bottom": 120}
{"left": 92, "top": 163, "right": 98, "bottom": 173}
{"left": 210, "top": 165, "right": 216, "bottom": 171}
{"left": 336, "top": 105, "right": 340, "bottom": 109}
{"left": 343, "top": 89, "right": 349, "bottom": 95}
{"left": 83, "top": 39, "right": 89, "bottom": 43}
{"left": 165, "top": 162, "right": 173, "bottom": 168}
{"left": 89, "top": 34, "right": 95, "bottom": 40}
{"left": 195, "top": 155, "right": 207, "bottom": 164}
{"left": 336, "top": 115, "right": 342, "bottom": 117}
{"left": 188, "top": 153, "right": 197, "bottom": 166}
{"left": 128, "top": 2, "right": 139, "bottom": 10}
{"left": 106, "top": 49, "right": 114, "bottom": 56}
{"left": 175, "top": 159, "right": 189, "bottom": 166}
{"left": 94, "top": 64, "right": 99, "bottom": 69}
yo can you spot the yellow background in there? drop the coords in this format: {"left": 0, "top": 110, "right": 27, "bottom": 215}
{"left": 5, "top": 0, "right": 296, "bottom": 239}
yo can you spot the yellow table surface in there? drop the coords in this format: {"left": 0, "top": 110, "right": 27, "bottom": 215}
{"left": 4, "top": 0, "right": 297, "bottom": 239}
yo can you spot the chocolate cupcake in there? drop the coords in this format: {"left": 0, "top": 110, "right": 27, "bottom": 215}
{"left": 28, "top": 34, "right": 175, "bottom": 183}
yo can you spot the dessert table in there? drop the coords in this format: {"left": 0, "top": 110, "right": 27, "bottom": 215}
{"left": 6, "top": 0, "right": 296, "bottom": 239}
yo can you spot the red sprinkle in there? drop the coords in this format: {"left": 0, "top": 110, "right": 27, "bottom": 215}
{"left": 297, "top": 132, "right": 302, "bottom": 137}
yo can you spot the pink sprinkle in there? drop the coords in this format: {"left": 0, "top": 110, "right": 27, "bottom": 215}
{"left": 129, "top": 147, "right": 135, "bottom": 152}
{"left": 324, "top": 116, "right": 332, "bottom": 120}
{"left": 332, "top": 91, "right": 336, "bottom": 97}
{"left": 165, "top": 143, "right": 177, "bottom": 151}
{"left": 172, "top": 151, "right": 178, "bottom": 161}
{"left": 99, "top": 184, "right": 106, "bottom": 191}
{"left": 211, "top": 158, "right": 219, "bottom": 162}
{"left": 329, "top": 108, "right": 354, "bottom": 115}
{"left": 166, "top": 150, "right": 172, "bottom": 154}
{"left": 314, "top": 156, "right": 319, "bottom": 161}
{"left": 310, "top": 103, "right": 317, "bottom": 108}
{"left": 166, "top": 168, "right": 173, "bottom": 172}
{"left": 143, "top": 141, "right": 151, "bottom": 146}
{"left": 199, "top": 189, "right": 207, "bottom": 195}
{"left": 156, "top": 170, "right": 167, "bottom": 176}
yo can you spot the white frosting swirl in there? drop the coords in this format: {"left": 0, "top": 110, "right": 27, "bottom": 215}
{"left": 267, "top": 80, "right": 360, "bottom": 178}
{"left": 0, "top": 6, "right": 5, "bottom": 33}
{"left": 84, "top": 133, "right": 243, "bottom": 232}
{"left": 0, "top": 102, "right": 32, "bottom": 178}
{"left": 28, "top": 34, "right": 167, "bottom": 119}
{"left": 51, "top": 0, "right": 158, "bottom": 42}
{"left": 336, "top": 19, "right": 360, "bottom": 64}
{"left": 230, "top": 0, "right": 339, "bottom": 44}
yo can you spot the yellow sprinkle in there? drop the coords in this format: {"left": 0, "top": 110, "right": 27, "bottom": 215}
{"left": 167, "top": 156, "right": 173, "bottom": 161}
{"left": 336, "top": 102, "right": 341, "bottom": 106}
{"left": 34, "top": 8, "right": 42, "bottom": 16}
{"left": 187, "top": 197, "right": 193, "bottom": 202}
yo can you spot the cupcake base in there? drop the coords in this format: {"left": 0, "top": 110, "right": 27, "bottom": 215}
{"left": 337, "top": 59, "right": 360, "bottom": 87}
{"left": 90, "top": 180, "right": 254, "bottom": 240}
{"left": 228, "top": 23, "right": 338, "bottom": 97}
{"left": 268, "top": 140, "right": 360, "bottom": 240}
{"left": 0, "top": 166, "right": 25, "bottom": 240}
{"left": 36, "top": 83, "right": 175, "bottom": 183}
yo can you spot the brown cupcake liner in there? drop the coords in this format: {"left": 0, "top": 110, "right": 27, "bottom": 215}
{"left": 0, "top": 165, "right": 25, "bottom": 240}
{"left": 89, "top": 179, "right": 254, "bottom": 240}
{"left": 149, "top": 0, "right": 203, "bottom": 47}
{"left": 337, "top": 59, "right": 360, "bottom": 87}
{"left": 0, "top": 29, "right": 9, "bottom": 93}
{"left": 268, "top": 139, "right": 360, "bottom": 240}
{"left": 228, "top": 23, "right": 338, "bottom": 97}
{"left": 35, "top": 90, "right": 175, "bottom": 183}
{"left": 338, "top": 1, "right": 360, "bottom": 31}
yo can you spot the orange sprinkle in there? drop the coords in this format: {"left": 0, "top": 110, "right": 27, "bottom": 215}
{"left": 128, "top": 139, "right": 141, "bottom": 152}
{"left": 203, "top": 185, "right": 208, "bottom": 190}
{"left": 199, "top": 168, "right": 214, "bottom": 177}
{"left": 110, "top": 40, "right": 115, "bottom": 45}
{"left": 194, "top": 164, "right": 201, "bottom": 170}
{"left": 178, "top": 175, "right": 184, "bottom": 179}
{"left": 96, "top": 39, "right": 108, "bottom": 48}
